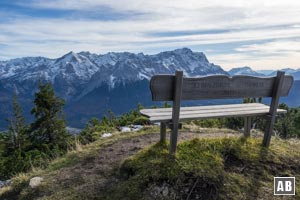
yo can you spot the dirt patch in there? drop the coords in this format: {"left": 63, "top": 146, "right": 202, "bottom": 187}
{"left": 47, "top": 130, "right": 241, "bottom": 199}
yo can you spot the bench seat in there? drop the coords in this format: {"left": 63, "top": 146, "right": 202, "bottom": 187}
{"left": 140, "top": 103, "right": 286, "bottom": 122}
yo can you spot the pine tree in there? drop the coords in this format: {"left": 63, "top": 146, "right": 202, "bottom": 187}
{"left": 30, "top": 82, "right": 71, "bottom": 154}
{"left": 5, "top": 94, "right": 27, "bottom": 154}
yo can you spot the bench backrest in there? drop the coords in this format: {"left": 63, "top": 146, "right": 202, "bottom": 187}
{"left": 150, "top": 72, "right": 294, "bottom": 101}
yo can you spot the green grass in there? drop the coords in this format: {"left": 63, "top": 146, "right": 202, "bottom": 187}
{"left": 106, "top": 137, "right": 300, "bottom": 200}
{"left": 2, "top": 126, "right": 300, "bottom": 200}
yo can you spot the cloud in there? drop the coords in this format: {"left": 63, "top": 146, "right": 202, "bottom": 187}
{"left": 0, "top": 0, "right": 300, "bottom": 70}
{"left": 211, "top": 51, "right": 300, "bottom": 70}
{"left": 210, "top": 39, "right": 300, "bottom": 70}
{"left": 236, "top": 40, "right": 300, "bottom": 53}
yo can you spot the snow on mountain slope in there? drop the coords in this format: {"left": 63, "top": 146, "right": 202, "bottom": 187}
{"left": 0, "top": 48, "right": 228, "bottom": 100}
{"left": 228, "top": 66, "right": 265, "bottom": 76}
{"left": 229, "top": 67, "right": 300, "bottom": 80}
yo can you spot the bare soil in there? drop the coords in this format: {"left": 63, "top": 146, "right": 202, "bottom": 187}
{"left": 50, "top": 130, "right": 241, "bottom": 199}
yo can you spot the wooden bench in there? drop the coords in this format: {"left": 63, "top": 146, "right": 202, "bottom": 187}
{"left": 140, "top": 71, "right": 294, "bottom": 154}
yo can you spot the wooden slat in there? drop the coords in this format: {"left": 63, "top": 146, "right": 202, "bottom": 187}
{"left": 142, "top": 106, "right": 274, "bottom": 117}
{"left": 140, "top": 103, "right": 286, "bottom": 121}
{"left": 140, "top": 103, "right": 269, "bottom": 116}
{"left": 150, "top": 74, "right": 294, "bottom": 101}
{"left": 145, "top": 108, "right": 286, "bottom": 122}
{"left": 141, "top": 103, "right": 267, "bottom": 113}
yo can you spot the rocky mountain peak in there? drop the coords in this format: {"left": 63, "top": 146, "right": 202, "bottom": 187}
{"left": 0, "top": 48, "right": 228, "bottom": 100}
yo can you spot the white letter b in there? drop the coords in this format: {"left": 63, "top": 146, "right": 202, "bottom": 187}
{"left": 285, "top": 181, "right": 292, "bottom": 191}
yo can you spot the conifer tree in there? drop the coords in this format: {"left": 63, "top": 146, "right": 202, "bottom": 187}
{"left": 5, "top": 94, "right": 27, "bottom": 154}
{"left": 30, "top": 82, "right": 70, "bottom": 154}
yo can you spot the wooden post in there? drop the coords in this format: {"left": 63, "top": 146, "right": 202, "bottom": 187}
{"left": 160, "top": 122, "right": 166, "bottom": 142}
{"left": 170, "top": 71, "right": 183, "bottom": 155}
{"left": 244, "top": 117, "right": 251, "bottom": 137}
{"left": 262, "top": 71, "right": 285, "bottom": 147}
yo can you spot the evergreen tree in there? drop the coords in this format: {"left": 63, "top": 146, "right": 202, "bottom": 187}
{"left": 5, "top": 94, "right": 27, "bottom": 155}
{"left": 30, "top": 82, "right": 71, "bottom": 155}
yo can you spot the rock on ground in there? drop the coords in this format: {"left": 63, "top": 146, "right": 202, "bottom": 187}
{"left": 29, "top": 177, "right": 44, "bottom": 188}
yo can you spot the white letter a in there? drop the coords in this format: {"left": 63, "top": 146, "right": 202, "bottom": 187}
{"left": 277, "top": 181, "right": 284, "bottom": 191}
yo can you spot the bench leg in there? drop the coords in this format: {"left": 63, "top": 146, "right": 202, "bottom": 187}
{"left": 244, "top": 117, "right": 251, "bottom": 137}
{"left": 262, "top": 115, "right": 275, "bottom": 147}
{"left": 170, "top": 124, "right": 180, "bottom": 155}
{"left": 160, "top": 122, "right": 166, "bottom": 143}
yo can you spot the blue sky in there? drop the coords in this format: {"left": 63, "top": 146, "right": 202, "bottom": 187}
{"left": 0, "top": 0, "right": 300, "bottom": 70}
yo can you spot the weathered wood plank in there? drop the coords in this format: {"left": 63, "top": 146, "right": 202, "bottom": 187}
{"left": 143, "top": 107, "right": 277, "bottom": 118}
{"left": 143, "top": 107, "right": 272, "bottom": 118}
{"left": 263, "top": 71, "right": 285, "bottom": 147}
{"left": 170, "top": 71, "right": 183, "bottom": 155}
{"left": 150, "top": 75, "right": 294, "bottom": 101}
{"left": 141, "top": 103, "right": 268, "bottom": 114}
{"left": 148, "top": 108, "right": 286, "bottom": 122}
{"left": 141, "top": 103, "right": 270, "bottom": 117}
{"left": 140, "top": 103, "right": 286, "bottom": 119}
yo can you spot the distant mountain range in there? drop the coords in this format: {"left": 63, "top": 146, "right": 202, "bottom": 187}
{"left": 0, "top": 48, "right": 299, "bottom": 130}
{"left": 228, "top": 66, "right": 265, "bottom": 76}
{"left": 229, "top": 66, "right": 300, "bottom": 80}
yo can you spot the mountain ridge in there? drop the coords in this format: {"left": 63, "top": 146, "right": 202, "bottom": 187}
{"left": 0, "top": 48, "right": 299, "bottom": 130}
{"left": 229, "top": 67, "right": 300, "bottom": 79}
{"left": 0, "top": 48, "right": 227, "bottom": 100}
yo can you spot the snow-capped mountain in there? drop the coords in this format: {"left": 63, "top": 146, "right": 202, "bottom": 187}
{"left": 228, "top": 66, "right": 265, "bottom": 76}
{"left": 268, "top": 68, "right": 300, "bottom": 80}
{"left": 229, "top": 66, "right": 300, "bottom": 80}
{"left": 0, "top": 48, "right": 227, "bottom": 100}
{"left": 0, "top": 48, "right": 227, "bottom": 129}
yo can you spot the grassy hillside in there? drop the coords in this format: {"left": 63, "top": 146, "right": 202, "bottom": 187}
{"left": 1, "top": 126, "right": 300, "bottom": 200}
{"left": 116, "top": 137, "right": 300, "bottom": 199}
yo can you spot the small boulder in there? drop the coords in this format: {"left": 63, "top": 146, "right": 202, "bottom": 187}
{"left": 121, "top": 126, "right": 131, "bottom": 132}
{"left": 101, "top": 132, "right": 112, "bottom": 138}
{"left": 29, "top": 177, "right": 44, "bottom": 188}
